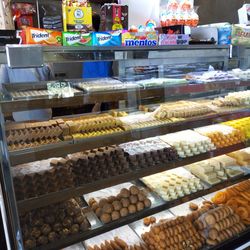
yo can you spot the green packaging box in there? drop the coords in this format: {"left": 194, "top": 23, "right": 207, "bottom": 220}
{"left": 62, "top": 32, "right": 92, "bottom": 46}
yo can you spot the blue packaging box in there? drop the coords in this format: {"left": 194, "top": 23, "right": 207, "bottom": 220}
{"left": 218, "top": 26, "right": 232, "bottom": 45}
{"left": 92, "top": 31, "right": 122, "bottom": 46}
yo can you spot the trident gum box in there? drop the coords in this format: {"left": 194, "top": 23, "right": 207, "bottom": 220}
{"left": 92, "top": 31, "right": 121, "bottom": 46}
{"left": 24, "top": 27, "right": 62, "bottom": 45}
{"left": 122, "top": 31, "right": 158, "bottom": 47}
{"left": 62, "top": 32, "right": 92, "bottom": 46}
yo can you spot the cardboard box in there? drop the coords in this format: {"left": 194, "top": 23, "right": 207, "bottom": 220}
{"left": 24, "top": 27, "right": 62, "bottom": 45}
{"left": 159, "top": 34, "right": 189, "bottom": 45}
{"left": 63, "top": 5, "right": 92, "bottom": 31}
{"left": 62, "top": 32, "right": 92, "bottom": 46}
{"left": 100, "top": 4, "right": 128, "bottom": 31}
{"left": 92, "top": 31, "right": 121, "bottom": 46}
{"left": 231, "top": 24, "right": 250, "bottom": 46}
{"left": 122, "top": 31, "right": 158, "bottom": 46}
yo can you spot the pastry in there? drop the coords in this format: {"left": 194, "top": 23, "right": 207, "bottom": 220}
{"left": 189, "top": 202, "right": 199, "bottom": 211}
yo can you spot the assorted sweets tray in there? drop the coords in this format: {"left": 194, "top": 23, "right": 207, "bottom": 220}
{"left": 9, "top": 87, "right": 82, "bottom": 99}
{"left": 21, "top": 198, "right": 92, "bottom": 249}
{"left": 212, "top": 90, "right": 250, "bottom": 107}
{"left": 159, "top": 130, "right": 216, "bottom": 158}
{"left": 194, "top": 124, "right": 245, "bottom": 149}
{"left": 83, "top": 182, "right": 156, "bottom": 225}
{"left": 141, "top": 167, "right": 205, "bottom": 202}
{"left": 74, "top": 78, "right": 140, "bottom": 93}
{"left": 185, "top": 155, "right": 245, "bottom": 186}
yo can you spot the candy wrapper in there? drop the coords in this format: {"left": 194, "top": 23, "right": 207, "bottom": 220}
{"left": 159, "top": 34, "right": 189, "bottom": 45}
{"left": 92, "top": 31, "right": 122, "bottom": 46}
{"left": 231, "top": 24, "right": 250, "bottom": 46}
{"left": 62, "top": 32, "right": 92, "bottom": 46}
{"left": 122, "top": 31, "right": 158, "bottom": 46}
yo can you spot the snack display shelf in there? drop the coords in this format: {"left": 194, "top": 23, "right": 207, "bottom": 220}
{"left": 9, "top": 109, "right": 250, "bottom": 166}
{"left": 16, "top": 142, "right": 247, "bottom": 213}
{"left": 1, "top": 80, "right": 249, "bottom": 114}
{"left": 27, "top": 175, "right": 250, "bottom": 250}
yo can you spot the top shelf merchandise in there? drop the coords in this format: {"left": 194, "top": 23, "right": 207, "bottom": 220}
{"left": 0, "top": 44, "right": 250, "bottom": 250}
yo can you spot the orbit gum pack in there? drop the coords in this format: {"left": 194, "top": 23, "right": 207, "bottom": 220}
{"left": 122, "top": 31, "right": 158, "bottom": 47}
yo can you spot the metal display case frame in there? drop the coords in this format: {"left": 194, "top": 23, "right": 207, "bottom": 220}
{"left": 0, "top": 45, "right": 249, "bottom": 250}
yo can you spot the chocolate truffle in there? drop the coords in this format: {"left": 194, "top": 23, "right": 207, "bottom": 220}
{"left": 128, "top": 205, "right": 137, "bottom": 214}
{"left": 100, "top": 213, "right": 111, "bottom": 224}
{"left": 129, "top": 186, "right": 140, "bottom": 195}
{"left": 102, "top": 203, "right": 114, "bottom": 214}
{"left": 112, "top": 200, "right": 122, "bottom": 211}
{"left": 120, "top": 208, "right": 129, "bottom": 217}
{"left": 136, "top": 202, "right": 145, "bottom": 211}
{"left": 144, "top": 199, "right": 152, "bottom": 208}
{"left": 129, "top": 195, "right": 138, "bottom": 204}
{"left": 121, "top": 198, "right": 130, "bottom": 208}
{"left": 120, "top": 188, "right": 130, "bottom": 198}
{"left": 111, "top": 211, "right": 120, "bottom": 221}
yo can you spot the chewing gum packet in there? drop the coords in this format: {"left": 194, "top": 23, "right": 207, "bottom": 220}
{"left": 25, "top": 27, "right": 62, "bottom": 45}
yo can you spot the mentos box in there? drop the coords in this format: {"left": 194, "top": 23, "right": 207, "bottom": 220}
{"left": 62, "top": 5, "right": 92, "bottom": 31}
{"left": 159, "top": 34, "right": 189, "bottom": 45}
{"left": 62, "top": 32, "right": 92, "bottom": 46}
{"left": 122, "top": 31, "right": 158, "bottom": 46}
{"left": 100, "top": 4, "right": 128, "bottom": 31}
{"left": 92, "top": 31, "right": 121, "bottom": 46}
{"left": 24, "top": 27, "right": 62, "bottom": 45}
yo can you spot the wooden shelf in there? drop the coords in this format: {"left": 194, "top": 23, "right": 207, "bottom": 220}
{"left": 17, "top": 142, "right": 247, "bottom": 213}
{"left": 29, "top": 174, "right": 250, "bottom": 250}
{"left": 10, "top": 109, "right": 250, "bottom": 166}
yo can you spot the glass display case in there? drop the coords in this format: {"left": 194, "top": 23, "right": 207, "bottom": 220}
{"left": 0, "top": 45, "right": 250, "bottom": 250}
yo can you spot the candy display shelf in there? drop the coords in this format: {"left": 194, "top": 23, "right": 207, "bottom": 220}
{"left": 9, "top": 108, "right": 250, "bottom": 166}
{"left": 1, "top": 80, "right": 249, "bottom": 114}
{"left": 17, "top": 142, "right": 247, "bottom": 213}
{"left": 28, "top": 175, "right": 250, "bottom": 250}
